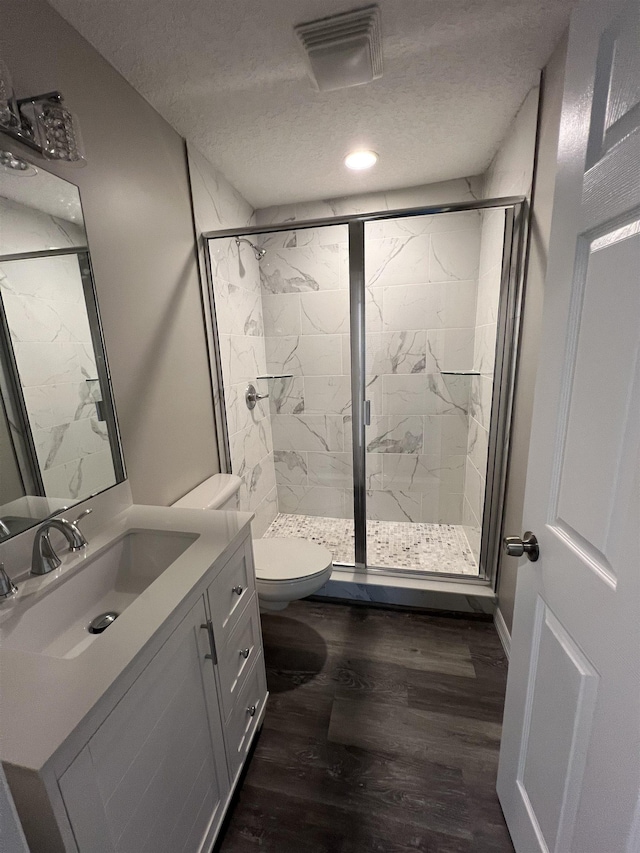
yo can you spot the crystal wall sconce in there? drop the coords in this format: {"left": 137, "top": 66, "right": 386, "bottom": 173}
{"left": 0, "top": 59, "right": 85, "bottom": 164}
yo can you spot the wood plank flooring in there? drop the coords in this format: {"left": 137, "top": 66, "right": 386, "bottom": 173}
{"left": 215, "top": 600, "right": 514, "bottom": 853}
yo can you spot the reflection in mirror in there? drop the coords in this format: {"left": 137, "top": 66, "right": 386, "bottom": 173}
{"left": 0, "top": 152, "right": 125, "bottom": 540}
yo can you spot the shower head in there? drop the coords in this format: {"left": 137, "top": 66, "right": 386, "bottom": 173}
{"left": 235, "top": 237, "right": 266, "bottom": 261}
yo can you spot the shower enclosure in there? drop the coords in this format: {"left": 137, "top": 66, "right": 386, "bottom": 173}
{"left": 204, "top": 197, "right": 525, "bottom": 588}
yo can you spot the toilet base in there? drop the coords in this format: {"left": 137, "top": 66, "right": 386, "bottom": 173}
{"left": 258, "top": 598, "right": 290, "bottom": 612}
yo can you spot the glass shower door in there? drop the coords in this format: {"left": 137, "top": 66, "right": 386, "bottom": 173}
{"left": 208, "top": 223, "right": 356, "bottom": 561}
{"left": 359, "top": 208, "right": 504, "bottom": 577}
{"left": 203, "top": 200, "right": 521, "bottom": 581}
{"left": 263, "top": 222, "right": 355, "bottom": 564}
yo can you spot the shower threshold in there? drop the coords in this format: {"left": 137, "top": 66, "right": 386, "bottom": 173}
{"left": 263, "top": 513, "right": 479, "bottom": 577}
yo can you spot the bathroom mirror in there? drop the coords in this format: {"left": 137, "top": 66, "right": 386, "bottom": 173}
{"left": 0, "top": 152, "right": 125, "bottom": 540}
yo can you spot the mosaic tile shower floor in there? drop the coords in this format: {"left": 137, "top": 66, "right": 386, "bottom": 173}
{"left": 263, "top": 513, "right": 479, "bottom": 576}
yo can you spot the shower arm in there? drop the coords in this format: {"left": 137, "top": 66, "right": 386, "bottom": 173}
{"left": 235, "top": 237, "right": 266, "bottom": 260}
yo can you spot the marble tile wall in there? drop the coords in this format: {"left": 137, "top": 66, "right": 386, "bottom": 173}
{"left": 188, "top": 144, "right": 278, "bottom": 536}
{"left": 260, "top": 223, "right": 353, "bottom": 521}
{"left": 208, "top": 236, "right": 277, "bottom": 535}
{"left": 255, "top": 177, "right": 483, "bottom": 227}
{"left": 258, "top": 187, "right": 483, "bottom": 526}
{"left": 0, "top": 249, "right": 116, "bottom": 502}
{"left": 463, "top": 208, "right": 505, "bottom": 561}
{"left": 364, "top": 211, "right": 481, "bottom": 525}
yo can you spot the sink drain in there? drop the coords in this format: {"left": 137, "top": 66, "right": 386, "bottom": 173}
{"left": 88, "top": 612, "right": 119, "bottom": 634}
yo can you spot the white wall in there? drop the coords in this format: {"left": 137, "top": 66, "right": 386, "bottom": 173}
{"left": 1, "top": 0, "right": 220, "bottom": 506}
{"left": 496, "top": 37, "right": 568, "bottom": 633}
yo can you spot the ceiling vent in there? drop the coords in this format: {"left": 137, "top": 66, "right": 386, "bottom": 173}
{"left": 295, "top": 5, "right": 383, "bottom": 92}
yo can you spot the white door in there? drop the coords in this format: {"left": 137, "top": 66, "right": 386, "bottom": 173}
{"left": 497, "top": 1, "right": 640, "bottom": 851}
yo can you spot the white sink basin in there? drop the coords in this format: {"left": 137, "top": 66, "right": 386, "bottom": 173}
{"left": 0, "top": 529, "right": 198, "bottom": 660}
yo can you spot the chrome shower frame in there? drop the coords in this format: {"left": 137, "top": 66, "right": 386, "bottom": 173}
{"left": 203, "top": 195, "right": 527, "bottom": 592}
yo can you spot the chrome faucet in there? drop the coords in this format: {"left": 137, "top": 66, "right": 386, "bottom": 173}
{"left": 31, "top": 509, "right": 92, "bottom": 576}
{"left": 0, "top": 563, "right": 17, "bottom": 598}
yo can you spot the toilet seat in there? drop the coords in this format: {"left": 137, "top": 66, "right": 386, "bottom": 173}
{"left": 252, "top": 538, "right": 332, "bottom": 582}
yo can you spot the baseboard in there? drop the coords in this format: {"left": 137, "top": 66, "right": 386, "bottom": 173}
{"left": 494, "top": 607, "right": 511, "bottom": 660}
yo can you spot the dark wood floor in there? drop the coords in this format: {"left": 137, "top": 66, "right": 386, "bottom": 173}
{"left": 216, "top": 600, "right": 514, "bottom": 853}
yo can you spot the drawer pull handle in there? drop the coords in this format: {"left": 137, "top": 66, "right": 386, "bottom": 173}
{"left": 232, "top": 585, "right": 244, "bottom": 596}
{"left": 247, "top": 705, "right": 257, "bottom": 717}
{"left": 240, "top": 647, "right": 250, "bottom": 659}
{"left": 200, "top": 621, "right": 218, "bottom": 665}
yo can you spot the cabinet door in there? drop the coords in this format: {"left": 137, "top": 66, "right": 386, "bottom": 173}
{"left": 59, "top": 597, "right": 229, "bottom": 853}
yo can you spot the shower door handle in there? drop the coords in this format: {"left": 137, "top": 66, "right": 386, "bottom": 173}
{"left": 363, "top": 400, "right": 371, "bottom": 426}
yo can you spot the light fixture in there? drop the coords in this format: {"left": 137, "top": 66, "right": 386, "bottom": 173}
{"left": 0, "top": 57, "right": 85, "bottom": 165}
{"left": 344, "top": 149, "right": 378, "bottom": 170}
{"left": 0, "top": 149, "right": 37, "bottom": 176}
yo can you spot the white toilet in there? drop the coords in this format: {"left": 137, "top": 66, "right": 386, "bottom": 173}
{"left": 251, "top": 537, "right": 333, "bottom": 611}
{"left": 172, "top": 474, "right": 333, "bottom": 611}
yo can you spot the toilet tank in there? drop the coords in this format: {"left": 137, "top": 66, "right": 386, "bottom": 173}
{"left": 172, "top": 474, "right": 242, "bottom": 511}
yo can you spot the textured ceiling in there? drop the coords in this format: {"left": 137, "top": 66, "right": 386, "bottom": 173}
{"left": 47, "top": 0, "right": 575, "bottom": 208}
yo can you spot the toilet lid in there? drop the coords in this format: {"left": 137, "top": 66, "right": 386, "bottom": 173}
{"left": 253, "top": 538, "right": 333, "bottom": 581}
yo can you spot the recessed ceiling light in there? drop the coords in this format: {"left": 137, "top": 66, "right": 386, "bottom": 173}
{"left": 344, "top": 150, "right": 378, "bottom": 171}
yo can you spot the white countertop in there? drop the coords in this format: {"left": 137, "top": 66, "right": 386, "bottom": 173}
{"left": 0, "top": 504, "right": 253, "bottom": 774}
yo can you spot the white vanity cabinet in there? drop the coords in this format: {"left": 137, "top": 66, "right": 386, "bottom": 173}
{"left": 59, "top": 596, "right": 228, "bottom": 853}
{"left": 205, "top": 535, "right": 267, "bottom": 784}
{"left": 48, "top": 533, "right": 267, "bottom": 853}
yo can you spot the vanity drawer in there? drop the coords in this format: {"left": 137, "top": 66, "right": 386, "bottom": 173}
{"left": 207, "top": 537, "right": 255, "bottom": 643}
{"left": 218, "top": 596, "right": 262, "bottom": 721}
{"left": 225, "top": 653, "right": 268, "bottom": 783}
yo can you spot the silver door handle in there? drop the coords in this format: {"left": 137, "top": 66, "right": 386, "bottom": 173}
{"left": 503, "top": 531, "right": 539, "bottom": 562}
{"left": 364, "top": 399, "right": 371, "bottom": 426}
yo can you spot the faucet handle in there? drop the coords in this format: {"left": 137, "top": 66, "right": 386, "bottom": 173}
{"left": 0, "top": 563, "right": 17, "bottom": 599}
{"left": 74, "top": 508, "right": 93, "bottom": 525}
{"left": 70, "top": 508, "right": 92, "bottom": 551}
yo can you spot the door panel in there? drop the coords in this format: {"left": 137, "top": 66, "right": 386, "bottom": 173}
{"left": 497, "top": 2, "right": 640, "bottom": 851}
{"left": 360, "top": 210, "right": 505, "bottom": 576}
{"left": 518, "top": 600, "right": 599, "bottom": 851}
{"left": 552, "top": 223, "right": 640, "bottom": 576}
